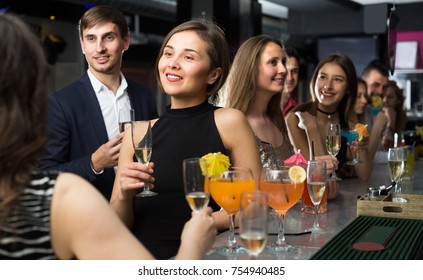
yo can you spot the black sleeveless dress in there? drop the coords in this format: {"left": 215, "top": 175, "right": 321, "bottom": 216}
{"left": 131, "top": 101, "right": 226, "bottom": 259}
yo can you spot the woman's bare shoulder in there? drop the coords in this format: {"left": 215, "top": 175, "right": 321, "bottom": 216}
{"left": 214, "top": 107, "right": 247, "bottom": 124}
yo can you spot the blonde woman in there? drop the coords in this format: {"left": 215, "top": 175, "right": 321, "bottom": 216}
{"left": 219, "top": 35, "right": 337, "bottom": 198}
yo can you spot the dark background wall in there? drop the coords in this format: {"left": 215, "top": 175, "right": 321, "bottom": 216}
{"left": 2, "top": 0, "right": 423, "bottom": 112}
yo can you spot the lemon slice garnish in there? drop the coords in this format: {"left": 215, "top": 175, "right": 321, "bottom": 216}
{"left": 288, "top": 165, "right": 306, "bottom": 183}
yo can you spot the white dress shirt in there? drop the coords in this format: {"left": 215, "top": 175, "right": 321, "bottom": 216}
{"left": 87, "top": 69, "right": 131, "bottom": 140}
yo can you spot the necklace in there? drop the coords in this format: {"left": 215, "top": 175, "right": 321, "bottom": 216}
{"left": 317, "top": 107, "right": 337, "bottom": 119}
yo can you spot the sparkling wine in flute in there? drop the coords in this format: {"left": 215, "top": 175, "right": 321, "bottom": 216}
{"left": 183, "top": 157, "right": 210, "bottom": 211}
{"left": 326, "top": 124, "right": 342, "bottom": 181}
{"left": 134, "top": 147, "right": 152, "bottom": 165}
{"left": 240, "top": 232, "right": 267, "bottom": 255}
{"left": 132, "top": 120, "right": 157, "bottom": 197}
{"left": 307, "top": 160, "right": 327, "bottom": 232}
{"left": 185, "top": 191, "right": 210, "bottom": 211}
{"left": 119, "top": 109, "right": 134, "bottom": 132}
{"left": 307, "top": 182, "right": 326, "bottom": 204}
{"left": 239, "top": 190, "right": 268, "bottom": 258}
{"left": 119, "top": 121, "right": 132, "bottom": 133}
{"left": 388, "top": 160, "right": 406, "bottom": 183}
{"left": 326, "top": 135, "right": 341, "bottom": 156}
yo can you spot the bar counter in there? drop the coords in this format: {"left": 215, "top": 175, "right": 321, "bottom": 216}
{"left": 204, "top": 154, "right": 423, "bottom": 260}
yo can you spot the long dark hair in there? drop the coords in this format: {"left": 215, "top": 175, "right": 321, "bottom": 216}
{"left": 384, "top": 80, "right": 407, "bottom": 132}
{"left": 295, "top": 53, "right": 357, "bottom": 128}
{"left": 0, "top": 13, "right": 50, "bottom": 225}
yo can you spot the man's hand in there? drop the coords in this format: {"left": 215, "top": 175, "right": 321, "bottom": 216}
{"left": 91, "top": 133, "right": 124, "bottom": 172}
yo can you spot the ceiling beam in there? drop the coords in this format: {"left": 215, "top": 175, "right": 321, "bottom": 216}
{"left": 327, "top": 0, "right": 362, "bottom": 11}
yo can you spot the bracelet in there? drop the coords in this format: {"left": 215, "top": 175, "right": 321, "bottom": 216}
{"left": 90, "top": 159, "right": 104, "bottom": 176}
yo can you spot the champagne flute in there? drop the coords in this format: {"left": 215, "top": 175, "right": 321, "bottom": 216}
{"left": 183, "top": 157, "right": 210, "bottom": 211}
{"left": 239, "top": 191, "right": 269, "bottom": 260}
{"left": 326, "top": 123, "right": 342, "bottom": 181}
{"left": 209, "top": 167, "right": 255, "bottom": 255}
{"left": 307, "top": 160, "right": 327, "bottom": 233}
{"left": 132, "top": 120, "right": 158, "bottom": 197}
{"left": 388, "top": 147, "right": 407, "bottom": 194}
{"left": 118, "top": 108, "right": 135, "bottom": 133}
{"left": 259, "top": 166, "right": 304, "bottom": 252}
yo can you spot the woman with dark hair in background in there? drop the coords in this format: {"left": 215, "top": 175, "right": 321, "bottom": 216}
{"left": 380, "top": 80, "right": 407, "bottom": 150}
{"left": 341, "top": 77, "right": 388, "bottom": 177}
{"left": 286, "top": 53, "right": 371, "bottom": 181}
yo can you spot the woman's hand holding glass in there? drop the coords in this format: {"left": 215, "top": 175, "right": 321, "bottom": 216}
{"left": 119, "top": 161, "right": 155, "bottom": 199}
{"left": 132, "top": 120, "right": 158, "bottom": 197}
{"left": 179, "top": 207, "right": 217, "bottom": 259}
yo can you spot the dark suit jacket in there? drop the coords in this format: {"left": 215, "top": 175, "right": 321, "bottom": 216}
{"left": 37, "top": 71, "right": 158, "bottom": 200}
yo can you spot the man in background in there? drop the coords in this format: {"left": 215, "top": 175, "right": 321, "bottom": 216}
{"left": 361, "top": 60, "right": 389, "bottom": 130}
{"left": 281, "top": 46, "right": 300, "bottom": 116}
{"left": 38, "top": 5, "right": 158, "bottom": 200}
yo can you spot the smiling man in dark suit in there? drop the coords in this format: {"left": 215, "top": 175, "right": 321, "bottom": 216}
{"left": 37, "top": 5, "right": 158, "bottom": 200}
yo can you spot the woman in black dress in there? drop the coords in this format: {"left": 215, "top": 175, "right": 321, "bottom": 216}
{"left": 110, "top": 19, "right": 262, "bottom": 259}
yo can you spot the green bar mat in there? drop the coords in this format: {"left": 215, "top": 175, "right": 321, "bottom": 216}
{"left": 310, "top": 215, "right": 423, "bottom": 259}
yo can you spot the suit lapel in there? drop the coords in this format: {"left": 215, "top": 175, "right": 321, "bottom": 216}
{"left": 76, "top": 72, "right": 109, "bottom": 142}
{"left": 127, "top": 82, "right": 142, "bottom": 120}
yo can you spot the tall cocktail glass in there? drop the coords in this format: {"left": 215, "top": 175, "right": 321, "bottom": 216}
{"left": 340, "top": 129, "right": 361, "bottom": 165}
{"left": 259, "top": 166, "right": 304, "bottom": 252}
{"left": 209, "top": 167, "right": 255, "bottom": 255}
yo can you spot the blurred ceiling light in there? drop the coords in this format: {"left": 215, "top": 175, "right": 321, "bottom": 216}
{"left": 258, "top": 0, "right": 288, "bottom": 19}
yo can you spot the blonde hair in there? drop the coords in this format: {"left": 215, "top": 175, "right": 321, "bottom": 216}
{"left": 220, "top": 35, "right": 287, "bottom": 133}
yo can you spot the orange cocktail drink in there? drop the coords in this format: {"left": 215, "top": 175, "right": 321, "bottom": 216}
{"left": 210, "top": 179, "right": 255, "bottom": 214}
{"left": 208, "top": 167, "right": 255, "bottom": 255}
{"left": 259, "top": 166, "right": 306, "bottom": 252}
{"left": 260, "top": 180, "right": 304, "bottom": 215}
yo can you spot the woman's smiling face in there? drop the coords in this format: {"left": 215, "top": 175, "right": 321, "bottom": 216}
{"left": 158, "top": 30, "right": 217, "bottom": 99}
{"left": 314, "top": 62, "right": 348, "bottom": 110}
{"left": 257, "top": 42, "right": 287, "bottom": 96}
